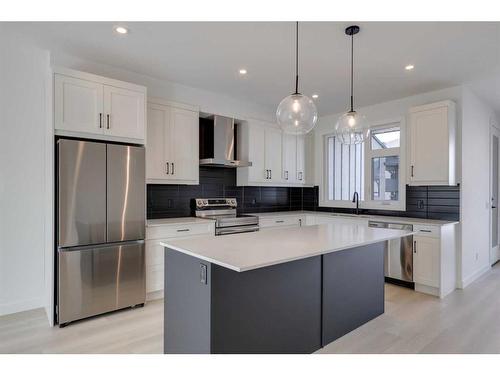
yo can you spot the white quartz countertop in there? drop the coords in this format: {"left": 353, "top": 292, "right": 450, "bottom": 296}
{"left": 162, "top": 223, "right": 413, "bottom": 272}
{"left": 253, "top": 210, "right": 459, "bottom": 226}
{"left": 147, "top": 217, "right": 214, "bottom": 227}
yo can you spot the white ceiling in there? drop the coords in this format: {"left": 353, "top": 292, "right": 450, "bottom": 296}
{"left": 5, "top": 21, "right": 500, "bottom": 116}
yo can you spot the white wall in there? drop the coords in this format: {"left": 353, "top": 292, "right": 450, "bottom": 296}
{"left": 459, "top": 86, "right": 497, "bottom": 287}
{"left": 51, "top": 51, "right": 275, "bottom": 123}
{"left": 0, "top": 32, "right": 52, "bottom": 317}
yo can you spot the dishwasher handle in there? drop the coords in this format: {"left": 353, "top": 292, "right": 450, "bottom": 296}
{"left": 368, "top": 221, "right": 388, "bottom": 228}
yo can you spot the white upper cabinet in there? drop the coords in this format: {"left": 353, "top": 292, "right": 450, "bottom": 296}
{"left": 264, "top": 127, "right": 283, "bottom": 183}
{"left": 282, "top": 133, "right": 297, "bottom": 183}
{"left": 54, "top": 75, "right": 104, "bottom": 135}
{"left": 237, "top": 119, "right": 309, "bottom": 186}
{"left": 54, "top": 68, "right": 146, "bottom": 143}
{"left": 169, "top": 106, "right": 199, "bottom": 182}
{"left": 408, "top": 100, "right": 456, "bottom": 185}
{"left": 103, "top": 85, "right": 145, "bottom": 140}
{"left": 237, "top": 119, "right": 283, "bottom": 186}
{"left": 282, "top": 134, "right": 306, "bottom": 184}
{"left": 146, "top": 98, "right": 199, "bottom": 185}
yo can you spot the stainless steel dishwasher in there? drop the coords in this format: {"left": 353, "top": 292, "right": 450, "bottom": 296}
{"left": 368, "top": 221, "right": 414, "bottom": 284}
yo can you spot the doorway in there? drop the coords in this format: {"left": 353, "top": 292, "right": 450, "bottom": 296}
{"left": 490, "top": 125, "right": 500, "bottom": 265}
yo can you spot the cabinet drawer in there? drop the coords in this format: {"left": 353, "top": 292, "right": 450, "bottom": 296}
{"left": 146, "top": 264, "right": 164, "bottom": 293}
{"left": 146, "top": 222, "right": 214, "bottom": 240}
{"left": 259, "top": 216, "right": 304, "bottom": 228}
{"left": 413, "top": 224, "right": 440, "bottom": 238}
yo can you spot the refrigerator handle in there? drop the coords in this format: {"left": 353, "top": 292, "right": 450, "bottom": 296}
{"left": 59, "top": 240, "right": 145, "bottom": 252}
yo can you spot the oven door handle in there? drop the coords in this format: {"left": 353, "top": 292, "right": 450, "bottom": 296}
{"left": 216, "top": 225, "right": 260, "bottom": 235}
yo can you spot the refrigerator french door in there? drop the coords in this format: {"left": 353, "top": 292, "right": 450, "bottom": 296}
{"left": 57, "top": 139, "right": 146, "bottom": 326}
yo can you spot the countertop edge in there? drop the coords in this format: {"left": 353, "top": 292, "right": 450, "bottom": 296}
{"left": 161, "top": 231, "right": 415, "bottom": 273}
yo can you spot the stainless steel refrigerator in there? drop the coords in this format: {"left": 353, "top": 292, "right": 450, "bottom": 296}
{"left": 57, "top": 138, "right": 146, "bottom": 326}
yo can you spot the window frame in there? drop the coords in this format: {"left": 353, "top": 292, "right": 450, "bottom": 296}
{"left": 319, "top": 117, "right": 406, "bottom": 211}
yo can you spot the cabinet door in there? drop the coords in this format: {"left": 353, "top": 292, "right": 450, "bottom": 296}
{"left": 170, "top": 107, "right": 199, "bottom": 182}
{"left": 247, "top": 124, "right": 267, "bottom": 182}
{"left": 282, "top": 133, "right": 297, "bottom": 183}
{"left": 54, "top": 75, "right": 104, "bottom": 135}
{"left": 296, "top": 135, "right": 306, "bottom": 183}
{"left": 413, "top": 235, "right": 440, "bottom": 288}
{"left": 265, "top": 127, "right": 283, "bottom": 183}
{"left": 104, "top": 85, "right": 145, "bottom": 140}
{"left": 146, "top": 103, "right": 171, "bottom": 180}
{"left": 409, "top": 106, "right": 449, "bottom": 184}
{"left": 146, "top": 240, "right": 165, "bottom": 293}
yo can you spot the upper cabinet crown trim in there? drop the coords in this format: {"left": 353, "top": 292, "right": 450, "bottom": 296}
{"left": 409, "top": 100, "right": 456, "bottom": 114}
{"left": 148, "top": 96, "right": 199, "bottom": 112}
{"left": 53, "top": 66, "right": 147, "bottom": 94}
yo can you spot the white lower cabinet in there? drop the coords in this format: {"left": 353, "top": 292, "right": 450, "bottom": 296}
{"left": 413, "top": 235, "right": 440, "bottom": 288}
{"left": 412, "top": 223, "right": 457, "bottom": 298}
{"left": 145, "top": 221, "right": 215, "bottom": 298}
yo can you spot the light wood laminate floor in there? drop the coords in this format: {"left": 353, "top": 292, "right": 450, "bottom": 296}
{"left": 1, "top": 264, "right": 500, "bottom": 354}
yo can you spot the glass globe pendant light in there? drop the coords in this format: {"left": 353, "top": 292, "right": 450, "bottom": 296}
{"left": 276, "top": 22, "right": 318, "bottom": 135}
{"left": 334, "top": 25, "right": 370, "bottom": 145}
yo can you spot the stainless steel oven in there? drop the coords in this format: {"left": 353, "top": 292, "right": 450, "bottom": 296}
{"left": 194, "top": 198, "right": 259, "bottom": 235}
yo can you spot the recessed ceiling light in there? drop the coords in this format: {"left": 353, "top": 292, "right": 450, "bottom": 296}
{"left": 114, "top": 26, "right": 128, "bottom": 35}
{"left": 405, "top": 64, "right": 415, "bottom": 71}
{"left": 239, "top": 69, "right": 247, "bottom": 75}
{"left": 312, "top": 94, "right": 319, "bottom": 99}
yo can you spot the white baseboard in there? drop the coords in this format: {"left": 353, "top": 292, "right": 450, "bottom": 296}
{"left": 459, "top": 265, "right": 491, "bottom": 289}
{"left": 0, "top": 297, "right": 44, "bottom": 317}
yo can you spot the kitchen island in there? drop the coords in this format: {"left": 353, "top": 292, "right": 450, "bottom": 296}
{"left": 161, "top": 222, "right": 413, "bottom": 354}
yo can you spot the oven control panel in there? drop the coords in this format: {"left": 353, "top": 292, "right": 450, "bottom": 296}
{"left": 195, "top": 198, "right": 237, "bottom": 209}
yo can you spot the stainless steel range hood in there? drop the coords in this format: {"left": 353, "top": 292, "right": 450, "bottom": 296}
{"left": 199, "top": 115, "right": 252, "bottom": 167}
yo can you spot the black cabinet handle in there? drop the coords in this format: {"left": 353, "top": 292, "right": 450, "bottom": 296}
{"left": 413, "top": 241, "right": 417, "bottom": 253}
{"left": 165, "top": 162, "right": 169, "bottom": 175}
{"left": 107, "top": 114, "right": 110, "bottom": 129}
{"left": 275, "top": 220, "right": 285, "bottom": 223}
{"left": 177, "top": 228, "right": 190, "bottom": 232}
{"left": 99, "top": 113, "right": 102, "bottom": 128}
{"left": 411, "top": 165, "right": 414, "bottom": 178}
{"left": 171, "top": 163, "right": 175, "bottom": 175}
{"left": 419, "top": 229, "right": 432, "bottom": 233}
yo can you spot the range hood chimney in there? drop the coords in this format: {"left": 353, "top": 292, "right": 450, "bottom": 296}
{"left": 199, "top": 115, "right": 252, "bottom": 168}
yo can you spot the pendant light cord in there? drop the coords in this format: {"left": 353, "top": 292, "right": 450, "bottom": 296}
{"left": 295, "top": 21, "right": 299, "bottom": 94}
{"left": 350, "top": 31, "right": 354, "bottom": 112}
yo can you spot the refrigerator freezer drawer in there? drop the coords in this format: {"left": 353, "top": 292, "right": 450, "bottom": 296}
{"left": 58, "top": 241, "right": 146, "bottom": 324}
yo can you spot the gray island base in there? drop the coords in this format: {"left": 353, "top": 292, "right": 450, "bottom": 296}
{"left": 164, "top": 242, "right": 385, "bottom": 354}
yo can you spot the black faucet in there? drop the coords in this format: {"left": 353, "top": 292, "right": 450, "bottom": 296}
{"left": 352, "top": 192, "right": 360, "bottom": 215}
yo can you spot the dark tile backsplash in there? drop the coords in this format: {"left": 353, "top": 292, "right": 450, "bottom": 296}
{"left": 147, "top": 167, "right": 315, "bottom": 219}
{"left": 314, "top": 185, "right": 460, "bottom": 221}
{"left": 147, "top": 168, "right": 460, "bottom": 221}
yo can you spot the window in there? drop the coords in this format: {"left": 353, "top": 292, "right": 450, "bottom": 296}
{"left": 371, "top": 156, "right": 399, "bottom": 201}
{"left": 322, "top": 120, "right": 404, "bottom": 210}
{"left": 371, "top": 127, "right": 400, "bottom": 150}
{"left": 327, "top": 136, "right": 364, "bottom": 201}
